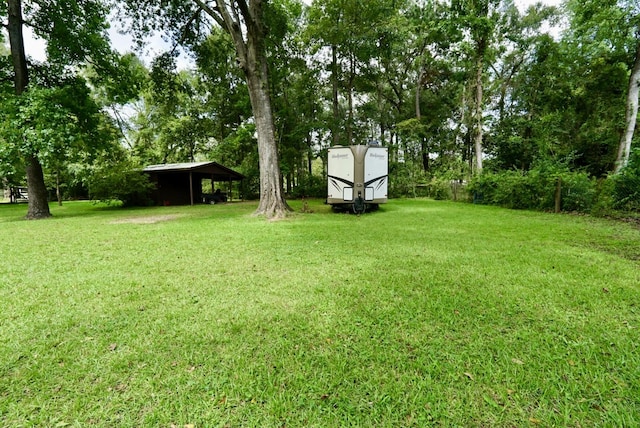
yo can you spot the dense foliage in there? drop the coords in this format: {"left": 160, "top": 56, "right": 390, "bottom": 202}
{"left": 1, "top": 0, "right": 639, "bottom": 215}
{"left": 88, "top": 160, "right": 155, "bottom": 207}
{"left": 611, "top": 149, "right": 640, "bottom": 211}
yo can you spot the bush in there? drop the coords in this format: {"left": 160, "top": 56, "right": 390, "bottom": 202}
{"left": 468, "top": 167, "right": 596, "bottom": 212}
{"left": 89, "top": 163, "right": 155, "bottom": 207}
{"left": 289, "top": 175, "right": 326, "bottom": 199}
{"left": 426, "top": 178, "right": 448, "bottom": 200}
{"left": 591, "top": 178, "right": 616, "bottom": 217}
{"left": 469, "top": 171, "right": 538, "bottom": 209}
{"left": 388, "top": 163, "right": 428, "bottom": 198}
{"left": 557, "top": 171, "right": 596, "bottom": 212}
{"left": 610, "top": 151, "right": 640, "bottom": 211}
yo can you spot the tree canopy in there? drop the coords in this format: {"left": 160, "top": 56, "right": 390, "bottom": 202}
{"left": 2, "top": 0, "right": 639, "bottom": 215}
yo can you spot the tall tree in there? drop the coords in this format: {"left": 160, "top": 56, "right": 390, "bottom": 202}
{"left": 122, "top": 0, "right": 291, "bottom": 218}
{"left": 487, "top": 2, "right": 559, "bottom": 170}
{"left": 265, "top": 1, "right": 322, "bottom": 192}
{"left": 306, "top": 0, "right": 402, "bottom": 147}
{"left": 452, "top": 0, "right": 501, "bottom": 174}
{"left": 3, "top": 0, "right": 114, "bottom": 218}
{"left": 195, "top": 28, "right": 251, "bottom": 142}
{"left": 617, "top": 33, "right": 640, "bottom": 173}
{"left": 404, "top": 0, "right": 462, "bottom": 172}
{"left": 305, "top": 0, "right": 345, "bottom": 146}
{"left": 6, "top": 0, "right": 50, "bottom": 218}
{"left": 567, "top": 0, "right": 639, "bottom": 174}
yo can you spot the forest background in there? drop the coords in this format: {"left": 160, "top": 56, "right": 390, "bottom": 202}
{"left": 1, "top": 0, "right": 639, "bottom": 218}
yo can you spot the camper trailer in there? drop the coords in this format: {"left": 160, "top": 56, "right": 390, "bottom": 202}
{"left": 327, "top": 144, "right": 388, "bottom": 213}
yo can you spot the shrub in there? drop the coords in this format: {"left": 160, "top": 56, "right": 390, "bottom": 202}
{"left": 290, "top": 175, "right": 326, "bottom": 199}
{"left": 468, "top": 168, "right": 596, "bottom": 212}
{"left": 89, "top": 163, "right": 155, "bottom": 207}
{"left": 610, "top": 151, "right": 640, "bottom": 211}
{"left": 468, "top": 173, "right": 499, "bottom": 205}
{"left": 495, "top": 171, "right": 541, "bottom": 209}
{"left": 425, "top": 178, "right": 452, "bottom": 200}
{"left": 468, "top": 171, "right": 537, "bottom": 208}
{"left": 591, "top": 178, "right": 616, "bottom": 217}
{"left": 388, "top": 163, "right": 428, "bottom": 198}
{"left": 557, "top": 171, "right": 596, "bottom": 212}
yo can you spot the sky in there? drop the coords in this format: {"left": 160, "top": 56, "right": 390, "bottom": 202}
{"left": 515, "top": 0, "right": 562, "bottom": 10}
{"left": 14, "top": 0, "right": 563, "bottom": 67}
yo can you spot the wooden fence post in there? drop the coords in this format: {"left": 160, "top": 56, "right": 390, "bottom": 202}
{"left": 554, "top": 177, "right": 562, "bottom": 213}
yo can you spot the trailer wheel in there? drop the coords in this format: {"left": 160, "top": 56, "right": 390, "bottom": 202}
{"left": 353, "top": 197, "right": 365, "bottom": 214}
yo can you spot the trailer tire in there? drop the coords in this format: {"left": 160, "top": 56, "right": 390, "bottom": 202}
{"left": 353, "top": 197, "right": 365, "bottom": 214}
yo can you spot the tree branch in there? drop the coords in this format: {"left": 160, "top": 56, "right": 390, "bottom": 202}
{"left": 205, "top": 1, "right": 248, "bottom": 70}
{"left": 226, "top": 0, "right": 238, "bottom": 24}
{"left": 214, "top": 1, "right": 241, "bottom": 39}
{"left": 236, "top": 0, "right": 251, "bottom": 23}
{"left": 193, "top": 0, "right": 226, "bottom": 30}
{"left": 172, "top": 6, "right": 203, "bottom": 54}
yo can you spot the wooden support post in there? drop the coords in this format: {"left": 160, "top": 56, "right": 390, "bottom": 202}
{"left": 554, "top": 177, "right": 562, "bottom": 213}
{"left": 189, "top": 172, "right": 194, "bottom": 206}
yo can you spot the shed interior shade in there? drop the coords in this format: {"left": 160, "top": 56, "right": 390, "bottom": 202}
{"left": 143, "top": 161, "right": 244, "bottom": 206}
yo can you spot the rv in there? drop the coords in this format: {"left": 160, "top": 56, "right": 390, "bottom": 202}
{"left": 327, "top": 144, "right": 388, "bottom": 213}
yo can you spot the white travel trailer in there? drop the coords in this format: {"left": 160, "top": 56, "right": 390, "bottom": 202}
{"left": 327, "top": 144, "right": 388, "bottom": 213}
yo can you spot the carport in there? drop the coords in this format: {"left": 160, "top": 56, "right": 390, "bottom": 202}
{"left": 143, "top": 161, "right": 244, "bottom": 206}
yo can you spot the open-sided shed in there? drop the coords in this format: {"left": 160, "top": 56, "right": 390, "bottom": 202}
{"left": 143, "top": 161, "right": 244, "bottom": 206}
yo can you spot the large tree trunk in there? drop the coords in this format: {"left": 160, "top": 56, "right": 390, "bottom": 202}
{"left": 307, "top": 134, "right": 313, "bottom": 175}
{"left": 245, "top": 43, "right": 291, "bottom": 218}
{"left": 25, "top": 156, "right": 51, "bottom": 219}
{"left": 346, "top": 52, "right": 355, "bottom": 146}
{"left": 56, "top": 170, "right": 63, "bottom": 206}
{"left": 456, "top": 85, "right": 470, "bottom": 170}
{"left": 416, "top": 71, "right": 429, "bottom": 171}
{"left": 474, "top": 53, "right": 484, "bottom": 174}
{"left": 615, "top": 37, "right": 640, "bottom": 174}
{"left": 8, "top": 0, "right": 51, "bottom": 219}
{"left": 331, "top": 44, "right": 340, "bottom": 146}
{"left": 7, "top": 0, "right": 28, "bottom": 93}
{"left": 195, "top": 0, "right": 290, "bottom": 218}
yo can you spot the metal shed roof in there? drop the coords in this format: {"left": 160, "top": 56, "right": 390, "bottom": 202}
{"left": 143, "top": 161, "right": 244, "bottom": 181}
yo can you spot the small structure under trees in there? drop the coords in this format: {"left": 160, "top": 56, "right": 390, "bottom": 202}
{"left": 143, "top": 161, "right": 244, "bottom": 206}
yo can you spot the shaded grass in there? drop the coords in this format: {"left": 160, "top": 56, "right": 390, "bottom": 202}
{"left": 1, "top": 199, "right": 639, "bottom": 426}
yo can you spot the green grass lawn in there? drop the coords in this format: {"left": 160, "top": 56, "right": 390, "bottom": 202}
{"left": 1, "top": 199, "right": 639, "bottom": 427}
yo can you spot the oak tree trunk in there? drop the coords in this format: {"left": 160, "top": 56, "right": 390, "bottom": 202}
{"left": 245, "top": 46, "right": 290, "bottom": 218}
{"left": 474, "top": 53, "right": 484, "bottom": 174}
{"left": 7, "top": 0, "right": 51, "bottom": 219}
{"left": 416, "top": 71, "right": 429, "bottom": 171}
{"left": 7, "top": 0, "right": 28, "bottom": 94}
{"left": 331, "top": 44, "right": 340, "bottom": 146}
{"left": 195, "top": 0, "right": 290, "bottom": 218}
{"left": 25, "top": 156, "right": 51, "bottom": 219}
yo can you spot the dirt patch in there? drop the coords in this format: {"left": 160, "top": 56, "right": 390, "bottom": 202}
{"left": 110, "top": 214, "right": 182, "bottom": 224}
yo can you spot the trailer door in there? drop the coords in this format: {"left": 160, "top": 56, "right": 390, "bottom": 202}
{"left": 364, "top": 147, "right": 388, "bottom": 201}
{"left": 327, "top": 147, "right": 355, "bottom": 202}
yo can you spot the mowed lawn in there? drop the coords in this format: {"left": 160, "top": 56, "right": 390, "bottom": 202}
{"left": 1, "top": 199, "right": 639, "bottom": 427}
